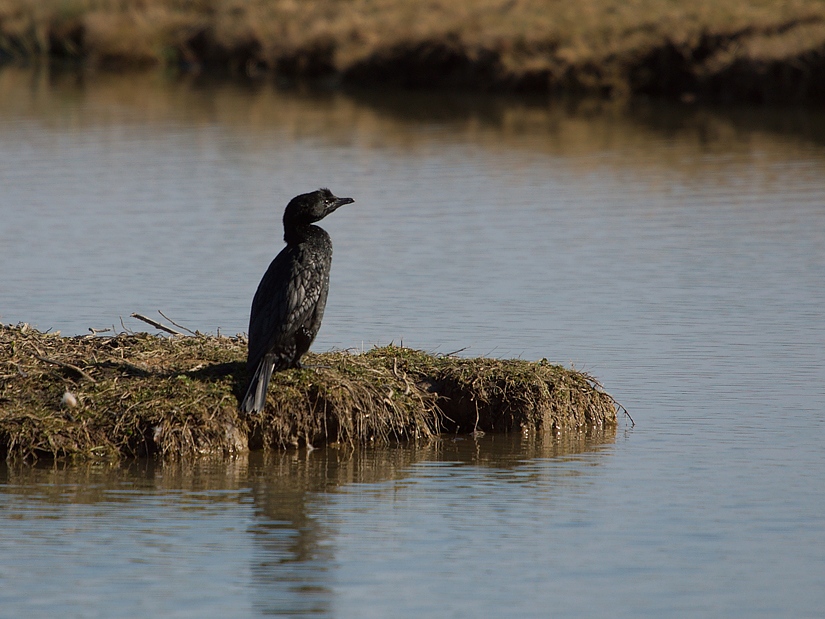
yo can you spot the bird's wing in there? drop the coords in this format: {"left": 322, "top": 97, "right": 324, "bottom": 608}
{"left": 246, "top": 245, "right": 328, "bottom": 372}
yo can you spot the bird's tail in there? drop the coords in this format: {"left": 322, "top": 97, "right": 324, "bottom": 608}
{"left": 241, "top": 355, "right": 276, "bottom": 414}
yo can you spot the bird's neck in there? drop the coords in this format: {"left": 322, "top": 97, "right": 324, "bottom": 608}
{"left": 284, "top": 223, "right": 323, "bottom": 245}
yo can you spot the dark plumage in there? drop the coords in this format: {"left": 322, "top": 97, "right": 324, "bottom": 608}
{"left": 241, "top": 188, "right": 353, "bottom": 414}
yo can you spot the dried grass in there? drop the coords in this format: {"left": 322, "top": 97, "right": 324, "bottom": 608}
{"left": 1, "top": 0, "right": 825, "bottom": 101}
{"left": 0, "top": 323, "right": 619, "bottom": 461}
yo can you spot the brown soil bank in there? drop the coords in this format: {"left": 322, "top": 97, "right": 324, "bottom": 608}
{"left": 0, "top": 324, "right": 619, "bottom": 460}
{"left": 1, "top": 1, "right": 825, "bottom": 104}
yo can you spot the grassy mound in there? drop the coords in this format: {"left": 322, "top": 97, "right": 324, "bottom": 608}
{"left": 0, "top": 323, "right": 619, "bottom": 460}
{"left": 2, "top": 0, "right": 825, "bottom": 103}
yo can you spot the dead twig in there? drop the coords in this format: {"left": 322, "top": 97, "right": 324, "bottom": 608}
{"left": 615, "top": 399, "right": 635, "bottom": 427}
{"left": 130, "top": 313, "right": 184, "bottom": 336}
{"left": 119, "top": 316, "right": 134, "bottom": 335}
{"left": 158, "top": 311, "right": 198, "bottom": 336}
{"left": 34, "top": 354, "right": 97, "bottom": 383}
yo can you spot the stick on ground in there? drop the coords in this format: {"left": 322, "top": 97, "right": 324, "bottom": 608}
{"left": 130, "top": 313, "right": 185, "bottom": 336}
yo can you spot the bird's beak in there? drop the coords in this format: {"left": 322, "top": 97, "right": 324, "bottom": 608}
{"left": 330, "top": 197, "right": 354, "bottom": 213}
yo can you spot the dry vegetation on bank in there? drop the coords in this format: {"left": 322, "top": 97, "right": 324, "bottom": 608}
{"left": 0, "top": 324, "right": 619, "bottom": 461}
{"left": 1, "top": 0, "right": 824, "bottom": 102}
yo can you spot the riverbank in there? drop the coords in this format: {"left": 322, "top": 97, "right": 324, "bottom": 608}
{"left": 1, "top": 0, "right": 824, "bottom": 103}
{"left": 0, "top": 324, "right": 619, "bottom": 460}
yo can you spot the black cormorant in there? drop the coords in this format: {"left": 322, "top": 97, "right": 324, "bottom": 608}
{"left": 241, "top": 188, "right": 353, "bottom": 414}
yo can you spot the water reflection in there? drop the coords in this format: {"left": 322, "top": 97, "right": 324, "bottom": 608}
{"left": 0, "top": 429, "right": 615, "bottom": 616}
{"left": 3, "top": 65, "right": 825, "bottom": 175}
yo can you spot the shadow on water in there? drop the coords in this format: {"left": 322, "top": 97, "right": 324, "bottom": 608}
{"left": 345, "top": 85, "right": 825, "bottom": 148}
{"left": 0, "top": 427, "right": 615, "bottom": 614}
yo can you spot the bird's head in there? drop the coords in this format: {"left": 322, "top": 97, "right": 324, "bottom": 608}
{"left": 283, "top": 188, "right": 354, "bottom": 229}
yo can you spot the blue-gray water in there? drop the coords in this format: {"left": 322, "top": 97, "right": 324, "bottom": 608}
{"left": 1, "top": 67, "right": 824, "bottom": 618}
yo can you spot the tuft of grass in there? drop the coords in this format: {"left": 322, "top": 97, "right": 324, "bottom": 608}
{"left": 0, "top": 323, "right": 619, "bottom": 461}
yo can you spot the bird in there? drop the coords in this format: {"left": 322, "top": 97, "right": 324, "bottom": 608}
{"left": 241, "top": 188, "right": 353, "bottom": 414}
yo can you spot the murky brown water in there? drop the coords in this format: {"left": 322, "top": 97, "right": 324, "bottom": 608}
{"left": 1, "top": 67, "right": 824, "bottom": 617}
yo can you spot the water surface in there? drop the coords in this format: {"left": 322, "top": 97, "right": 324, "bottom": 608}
{"left": 1, "top": 68, "right": 824, "bottom": 617}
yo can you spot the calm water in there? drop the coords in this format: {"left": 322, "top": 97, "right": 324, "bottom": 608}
{"left": 1, "top": 67, "right": 825, "bottom": 617}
